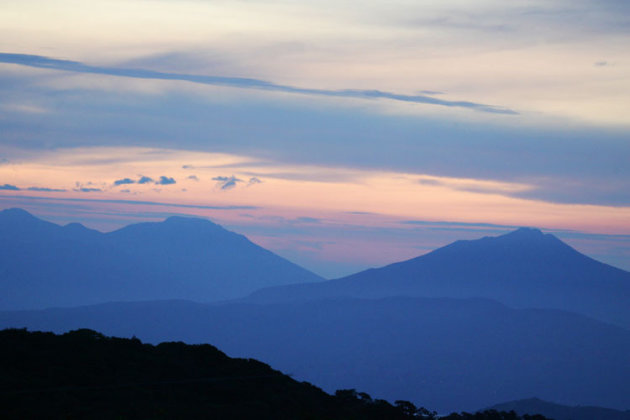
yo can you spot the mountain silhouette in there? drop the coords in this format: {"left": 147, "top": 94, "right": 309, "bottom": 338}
{"left": 249, "top": 228, "right": 630, "bottom": 328}
{"left": 486, "top": 397, "right": 630, "bottom": 420}
{"left": 2, "top": 297, "right": 628, "bottom": 413}
{"left": 1, "top": 327, "right": 434, "bottom": 419}
{"left": 0, "top": 208, "right": 322, "bottom": 309}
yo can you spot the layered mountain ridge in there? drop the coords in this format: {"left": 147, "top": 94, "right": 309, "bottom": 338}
{"left": 0, "top": 208, "right": 323, "bottom": 309}
{"left": 249, "top": 226, "right": 630, "bottom": 329}
{"left": 2, "top": 208, "right": 630, "bottom": 412}
{"left": 3, "top": 296, "right": 629, "bottom": 413}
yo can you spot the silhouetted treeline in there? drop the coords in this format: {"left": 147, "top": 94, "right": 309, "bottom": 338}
{"left": 0, "top": 328, "right": 551, "bottom": 419}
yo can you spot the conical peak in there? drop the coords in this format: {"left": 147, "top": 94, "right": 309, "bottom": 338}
{"left": 486, "top": 227, "right": 561, "bottom": 247}
{"left": 164, "top": 215, "right": 213, "bottom": 224}
{"left": 0, "top": 207, "right": 36, "bottom": 220}
{"left": 163, "top": 215, "right": 223, "bottom": 230}
{"left": 506, "top": 227, "right": 545, "bottom": 238}
{"left": 431, "top": 227, "right": 564, "bottom": 259}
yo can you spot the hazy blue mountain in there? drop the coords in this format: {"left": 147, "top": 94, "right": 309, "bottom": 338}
{"left": 0, "top": 208, "right": 322, "bottom": 309}
{"left": 249, "top": 228, "right": 630, "bottom": 328}
{"left": 487, "top": 398, "right": 630, "bottom": 420}
{"left": 2, "top": 296, "right": 629, "bottom": 413}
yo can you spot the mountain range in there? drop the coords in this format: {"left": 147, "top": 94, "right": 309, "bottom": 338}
{"left": 0, "top": 208, "right": 322, "bottom": 309}
{"left": 1, "top": 208, "right": 629, "bottom": 413}
{"left": 249, "top": 227, "right": 630, "bottom": 329}
{"left": 487, "top": 398, "right": 630, "bottom": 420}
{"left": 2, "top": 297, "right": 629, "bottom": 413}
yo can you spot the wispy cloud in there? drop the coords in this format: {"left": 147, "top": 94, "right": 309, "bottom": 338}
{"left": 401, "top": 220, "right": 521, "bottom": 230}
{"left": 0, "top": 53, "right": 517, "bottom": 115}
{"left": 0, "top": 194, "right": 260, "bottom": 211}
{"left": 27, "top": 187, "right": 66, "bottom": 192}
{"left": 212, "top": 175, "right": 243, "bottom": 190}
{"left": 0, "top": 184, "right": 67, "bottom": 192}
{"left": 247, "top": 177, "right": 262, "bottom": 186}
{"left": 113, "top": 178, "right": 135, "bottom": 186}
{"left": 294, "top": 217, "right": 321, "bottom": 224}
{"left": 73, "top": 187, "right": 102, "bottom": 193}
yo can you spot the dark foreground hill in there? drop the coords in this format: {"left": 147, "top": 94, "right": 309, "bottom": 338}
{"left": 0, "top": 328, "right": 550, "bottom": 420}
{"left": 0, "top": 328, "right": 418, "bottom": 419}
{"left": 0, "top": 208, "right": 322, "bottom": 309}
{"left": 487, "top": 398, "right": 630, "bottom": 420}
{"left": 2, "top": 297, "right": 628, "bottom": 413}
{"left": 249, "top": 228, "right": 630, "bottom": 329}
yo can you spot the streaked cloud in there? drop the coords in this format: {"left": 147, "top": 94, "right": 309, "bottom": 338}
{"left": 401, "top": 220, "right": 521, "bottom": 230}
{"left": 73, "top": 187, "right": 102, "bottom": 193}
{"left": 0, "top": 194, "right": 259, "bottom": 212}
{"left": 27, "top": 187, "right": 66, "bottom": 192}
{"left": 0, "top": 53, "right": 516, "bottom": 115}
{"left": 0, "top": 146, "right": 627, "bottom": 235}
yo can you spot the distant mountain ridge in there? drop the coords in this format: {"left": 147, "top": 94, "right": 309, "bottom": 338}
{"left": 0, "top": 208, "right": 322, "bottom": 309}
{"left": 249, "top": 227, "right": 630, "bottom": 329}
{"left": 487, "top": 398, "right": 630, "bottom": 420}
{"left": 2, "top": 296, "right": 629, "bottom": 413}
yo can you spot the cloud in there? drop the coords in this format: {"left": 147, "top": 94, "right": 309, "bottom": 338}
{"left": 187, "top": 175, "right": 199, "bottom": 181}
{"left": 26, "top": 187, "right": 66, "bottom": 192}
{"left": 73, "top": 187, "right": 102, "bottom": 193}
{"left": 241, "top": 171, "right": 358, "bottom": 183}
{"left": 418, "top": 178, "right": 442, "bottom": 186}
{"left": 510, "top": 176, "right": 630, "bottom": 206}
{"left": 594, "top": 61, "right": 608, "bottom": 66}
{"left": 156, "top": 176, "right": 176, "bottom": 185}
{"left": 113, "top": 178, "right": 135, "bottom": 186}
{"left": 0, "top": 59, "right": 627, "bottom": 207}
{"left": 0, "top": 53, "right": 516, "bottom": 115}
{"left": 0, "top": 184, "right": 20, "bottom": 190}
{"left": 247, "top": 177, "right": 262, "bottom": 186}
{"left": 294, "top": 217, "right": 321, "bottom": 224}
{"left": 0, "top": 194, "right": 259, "bottom": 211}
{"left": 114, "top": 176, "right": 181, "bottom": 187}
{"left": 137, "top": 176, "right": 154, "bottom": 184}
{"left": 401, "top": 220, "right": 520, "bottom": 230}
{"left": 212, "top": 175, "right": 243, "bottom": 190}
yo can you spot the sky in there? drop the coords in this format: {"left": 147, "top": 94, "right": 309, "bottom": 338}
{"left": 1, "top": 0, "right": 629, "bottom": 277}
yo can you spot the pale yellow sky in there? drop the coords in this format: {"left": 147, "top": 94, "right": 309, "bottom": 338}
{"left": 2, "top": 0, "right": 630, "bottom": 126}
